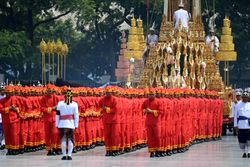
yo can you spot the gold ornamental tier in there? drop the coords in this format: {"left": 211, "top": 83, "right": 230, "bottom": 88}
{"left": 221, "top": 35, "right": 233, "bottom": 43}
{"left": 222, "top": 27, "right": 231, "bottom": 35}
{"left": 216, "top": 17, "right": 237, "bottom": 61}
{"left": 220, "top": 43, "right": 234, "bottom": 51}
{"left": 129, "top": 27, "right": 137, "bottom": 34}
{"left": 216, "top": 51, "right": 237, "bottom": 61}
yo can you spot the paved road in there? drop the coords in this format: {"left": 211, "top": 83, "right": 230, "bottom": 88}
{"left": 0, "top": 136, "right": 248, "bottom": 167}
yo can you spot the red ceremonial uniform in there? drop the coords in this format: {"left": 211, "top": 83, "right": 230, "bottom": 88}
{"left": 142, "top": 97, "right": 161, "bottom": 153}
{"left": 0, "top": 96, "right": 21, "bottom": 152}
{"left": 98, "top": 95, "right": 120, "bottom": 152}
{"left": 41, "top": 94, "right": 59, "bottom": 151}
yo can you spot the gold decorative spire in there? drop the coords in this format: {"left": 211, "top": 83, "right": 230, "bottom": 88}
{"left": 124, "top": 17, "right": 144, "bottom": 60}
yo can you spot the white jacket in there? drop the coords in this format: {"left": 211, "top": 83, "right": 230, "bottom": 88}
{"left": 56, "top": 101, "right": 79, "bottom": 129}
{"left": 231, "top": 100, "right": 241, "bottom": 118}
{"left": 234, "top": 101, "right": 250, "bottom": 129}
{"left": 174, "top": 9, "right": 190, "bottom": 29}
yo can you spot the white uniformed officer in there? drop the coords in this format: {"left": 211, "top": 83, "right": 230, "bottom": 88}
{"left": 56, "top": 88, "right": 79, "bottom": 160}
{"left": 234, "top": 90, "right": 250, "bottom": 158}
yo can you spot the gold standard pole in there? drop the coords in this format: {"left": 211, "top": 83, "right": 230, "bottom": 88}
{"left": 40, "top": 39, "right": 47, "bottom": 85}
{"left": 43, "top": 54, "right": 47, "bottom": 84}
{"left": 48, "top": 53, "right": 50, "bottom": 83}
{"left": 57, "top": 53, "right": 60, "bottom": 78}
{"left": 227, "top": 61, "right": 229, "bottom": 87}
{"left": 224, "top": 61, "right": 230, "bottom": 87}
{"left": 63, "top": 43, "right": 69, "bottom": 80}
{"left": 224, "top": 61, "right": 226, "bottom": 87}
{"left": 43, "top": 53, "right": 46, "bottom": 84}
{"left": 51, "top": 40, "right": 56, "bottom": 84}
{"left": 61, "top": 54, "right": 63, "bottom": 79}
{"left": 52, "top": 53, "right": 55, "bottom": 83}
{"left": 64, "top": 55, "right": 66, "bottom": 80}
{"left": 42, "top": 53, "right": 44, "bottom": 84}
{"left": 56, "top": 39, "right": 63, "bottom": 79}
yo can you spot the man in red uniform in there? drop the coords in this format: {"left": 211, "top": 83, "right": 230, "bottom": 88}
{"left": 85, "top": 88, "right": 96, "bottom": 149}
{"left": 98, "top": 86, "right": 120, "bottom": 156}
{"left": 18, "top": 87, "right": 29, "bottom": 153}
{"left": 93, "top": 88, "right": 104, "bottom": 146}
{"left": 36, "top": 87, "right": 45, "bottom": 150}
{"left": 0, "top": 85, "right": 21, "bottom": 155}
{"left": 142, "top": 88, "right": 162, "bottom": 157}
{"left": 123, "top": 89, "right": 133, "bottom": 152}
{"left": 40, "top": 84, "right": 59, "bottom": 155}
{"left": 79, "top": 87, "right": 89, "bottom": 150}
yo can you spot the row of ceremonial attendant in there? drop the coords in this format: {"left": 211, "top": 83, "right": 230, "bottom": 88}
{"left": 0, "top": 84, "right": 224, "bottom": 157}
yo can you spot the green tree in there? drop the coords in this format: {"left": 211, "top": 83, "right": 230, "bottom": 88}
{"left": 0, "top": 30, "right": 30, "bottom": 79}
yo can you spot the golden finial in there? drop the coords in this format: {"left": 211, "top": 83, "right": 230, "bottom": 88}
{"left": 47, "top": 41, "right": 53, "bottom": 54}
{"left": 51, "top": 40, "right": 56, "bottom": 54}
{"left": 223, "top": 16, "right": 231, "bottom": 27}
{"left": 137, "top": 17, "right": 143, "bottom": 28}
{"left": 56, "top": 39, "right": 63, "bottom": 55}
{"left": 131, "top": 17, "right": 136, "bottom": 27}
{"left": 39, "top": 39, "right": 47, "bottom": 54}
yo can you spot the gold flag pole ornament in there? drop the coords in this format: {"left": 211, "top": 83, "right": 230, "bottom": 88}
{"left": 39, "top": 39, "right": 47, "bottom": 85}
{"left": 47, "top": 41, "right": 53, "bottom": 83}
{"left": 56, "top": 39, "right": 63, "bottom": 79}
{"left": 62, "top": 43, "right": 69, "bottom": 80}
{"left": 51, "top": 40, "right": 56, "bottom": 84}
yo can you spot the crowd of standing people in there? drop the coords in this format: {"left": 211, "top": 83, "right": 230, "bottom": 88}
{"left": 0, "top": 84, "right": 224, "bottom": 159}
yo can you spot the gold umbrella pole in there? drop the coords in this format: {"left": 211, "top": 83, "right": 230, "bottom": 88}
{"left": 40, "top": 39, "right": 47, "bottom": 85}
{"left": 48, "top": 53, "right": 50, "bottom": 83}
{"left": 44, "top": 53, "right": 46, "bottom": 84}
{"left": 52, "top": 53, "right": 55, "bottom": 83}
{"left": 56, "top": 39, "right": 63, "bottom": 79}
{"left": 227, "top": 62, "right": 229, "bottom": 87}
{"left": 42, "top": 53, "right": 45, "bottom": 84}
{"left": 61, "top": 54, "right": 63, "bottom": 79}
{"left": 64, "top": 55, "right": 67, "bottom": 80}
{"left": 62, "top": 43, "right": 69, "bottom": 80}
{"left": 51, "top": 40, "right": 56, "bottom": 84}
{"left": 57, "top": 54, "right": 60, "bottom": 78}
{"left": 224, "top": 61, "right": 229, "bottom": 87}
